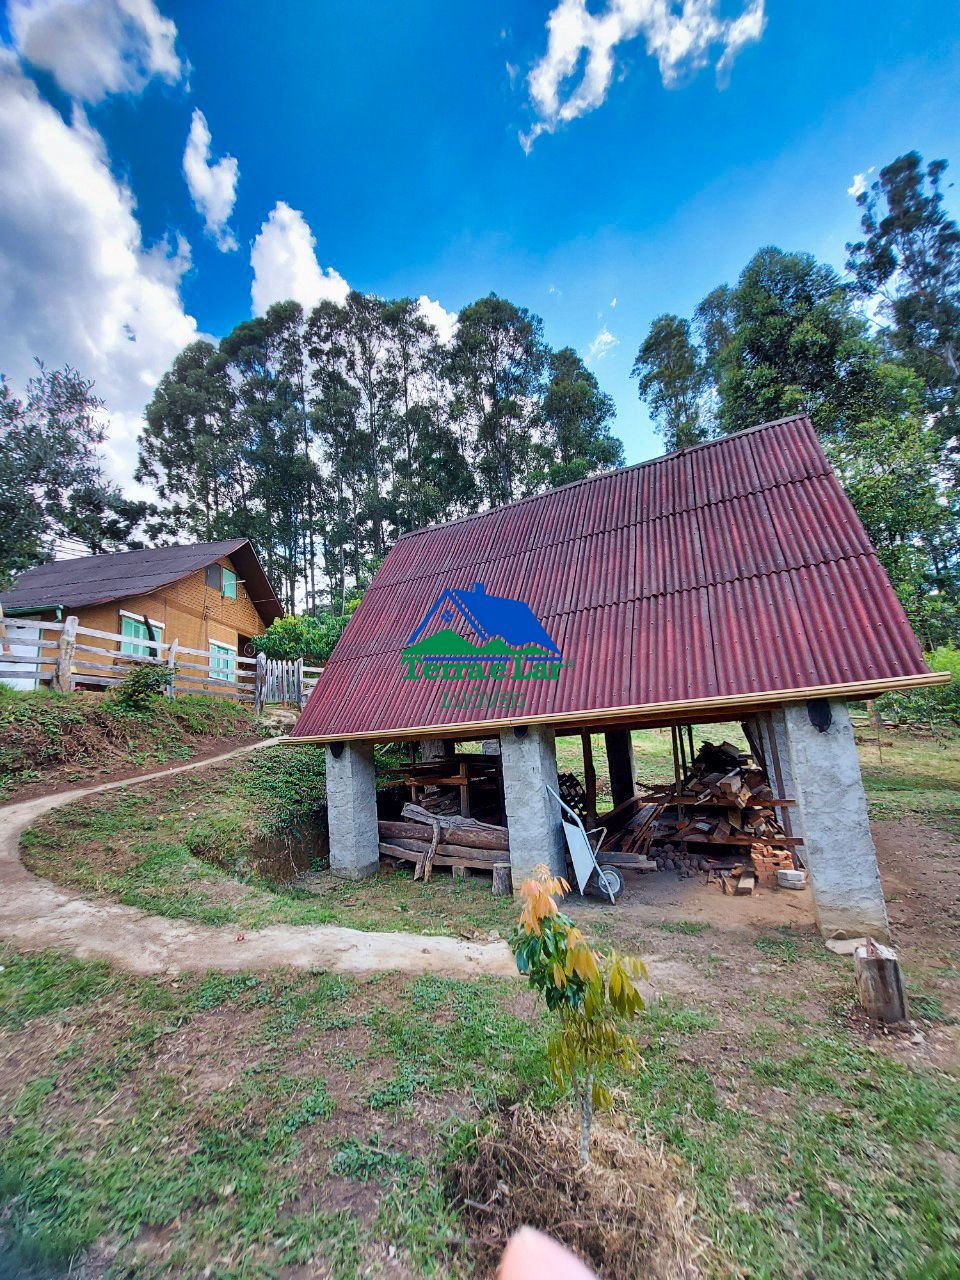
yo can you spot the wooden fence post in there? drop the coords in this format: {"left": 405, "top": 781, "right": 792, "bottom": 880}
{"left": 166, "top": 638, "right": 179, "bottom": 697}
{"left": 54, "top": 616, "right": 78, "bottom": 692}
{"left": 295, "top": 658, "right": 304, "bottom": 708}
{"left": 255, "top": 652, "right": 267, "bottom": 714}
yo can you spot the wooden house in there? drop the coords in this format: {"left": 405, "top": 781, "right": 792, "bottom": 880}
{"left": 0, "top": 540, "right": 282, "bottom": 688}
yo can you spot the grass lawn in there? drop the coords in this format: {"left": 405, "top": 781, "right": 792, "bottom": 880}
{"left": 3, "top": 725, "right": 960, "bottom": 1277}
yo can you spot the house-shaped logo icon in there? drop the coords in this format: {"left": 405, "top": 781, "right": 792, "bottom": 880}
{"left": 404, "top": 582, "right": 561, "bottom": 660}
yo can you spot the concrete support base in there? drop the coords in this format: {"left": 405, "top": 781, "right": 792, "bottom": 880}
{"left": 499, "top": 726, "right": 565, "bottom": 886}
{"left": 604, "top": 729, "right": 637, "bottom": 807}
{"left": 781, "top": 699, "right": 889, "bottom": 942}
{"left": 324, "top": 743, "right": 379, "bottom": 880}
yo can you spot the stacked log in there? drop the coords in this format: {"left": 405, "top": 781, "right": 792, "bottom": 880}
{"left": 378, "top": 803, "right": 510, "bottom": 878}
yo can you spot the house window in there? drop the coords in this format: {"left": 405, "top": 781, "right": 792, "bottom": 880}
{"left": 205, "top": 563, "right": 238, "bottom": 599}
{"left": 120, "top": 615, "right": 163, "bottom": 657}
{"left": 209, "top": 641, "right": 236, "bottom": 682}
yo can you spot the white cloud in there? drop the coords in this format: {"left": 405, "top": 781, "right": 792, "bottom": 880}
{"left": 250, "top": 201, "right": 349, "bottom": 315}
{"left": 8, "top": 0, "right": 182, "bottom": 102}
{"left": 182, "top": 108, "right": 238, "bottom": 252}
{"left": 416, "top": 294, "right": 457, "bottom": 344}
{"left": 0, "top": 59, "right": 197, "bottom": 488}
{"left": 522, "top": 0, "right": 766, "bottom": 150}
{"left": 589, "top": 327, "right": 619, "bottom": 360}
{"left": 610, "top": 296, "right": 617, "bottom": 307}
{"left": 847, "top": 167, "right": 875, "bottom": 198}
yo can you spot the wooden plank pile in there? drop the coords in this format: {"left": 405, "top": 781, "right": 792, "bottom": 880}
{"left": 378, "top": 802, "right": 510, "bottom": 882}
{"left": 601, "top": 740, "right": 800, "bottom": 881}
{"left": 598, "top": 795, "right": 664, "bottom": 868}
{"left": 387, "top": 756, "right": 503, "bottom": 822}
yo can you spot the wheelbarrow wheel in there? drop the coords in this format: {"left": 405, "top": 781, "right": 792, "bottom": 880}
{"left": 593, "top": 866, "right": 624, "bottom": 902}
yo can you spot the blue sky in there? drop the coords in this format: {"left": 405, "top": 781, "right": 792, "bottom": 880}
{"left": 1, "top": 0, "right": 958, "bottom": 483}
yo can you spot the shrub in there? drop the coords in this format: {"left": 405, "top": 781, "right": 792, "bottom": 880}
{"left": 112, "top": 661, "right": 174, "bottom": 713}
{"left": 512, "top": 868, "right": 647, "bottom": 1164}
{"left": 876, "top": 644, "right": 960, "bottom": 727}
{"left": 252, "top": 602, "right": 360, "bottom": 666}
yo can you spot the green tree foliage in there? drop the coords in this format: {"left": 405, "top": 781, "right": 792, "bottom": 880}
{"left": 847, "top": 152, "right": 960, "bottom": 440}
{"left": 0, "top": 363, "right": 150, "bottom": 585}
{"left": 539, "top": 347, "right": 624, "bottom": 486}
{"left": 631, "top": 186, "right": 960, "bottom": 650}
{"left": 446, "top": 294, "right": 549, "bottom": 505}
{"left": 251, "top": 602, "right": 360, "bottom": 665}
{"left": 139, "top": 289, "right": 622, "bottom": 619}
{"left": 631, "top": 315, "right": 710, "bottom": 451}
{"left": 711, "top": 248, "right": 913, "bottom": 440}
{"left": 876, "top": 644, "right": 960, "bottom": 726}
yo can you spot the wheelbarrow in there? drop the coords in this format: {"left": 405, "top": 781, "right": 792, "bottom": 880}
{"left": 546, "top": 785, "right": 625, "bottom": 904}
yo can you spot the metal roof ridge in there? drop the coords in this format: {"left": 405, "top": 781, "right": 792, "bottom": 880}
{"left": 392, "top": 415, "right": 816, "bottom": 545}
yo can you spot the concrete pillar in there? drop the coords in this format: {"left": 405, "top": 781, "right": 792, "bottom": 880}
{"left": 499, "top": 726, "right": 566, "bottom": 885}
{"left": 324, "top": 743, "right": 379, "bottom": 879}
{"left": 604, "top": 729, "right": 637, "bottom": 807}
{"left": 781, "top": 699, "right": 889, "bottom": 942}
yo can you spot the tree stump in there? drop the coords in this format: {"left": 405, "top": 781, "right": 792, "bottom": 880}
{"left": 854, "top": 938, "right": 909, "bottom": 1025}
{"left": 492, "top": 862, "right": 513, "bottom": 897}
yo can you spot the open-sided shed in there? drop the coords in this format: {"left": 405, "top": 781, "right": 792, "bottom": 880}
{"left": 290, "top": 416, "right": 948, "bottom": 942}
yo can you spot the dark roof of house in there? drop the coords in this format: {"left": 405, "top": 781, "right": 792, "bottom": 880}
{"left": 0, "top": 539, "right": 283, "bottom": 624}
{"left": 291, "top": 415, "right": 943, "bottom": 743}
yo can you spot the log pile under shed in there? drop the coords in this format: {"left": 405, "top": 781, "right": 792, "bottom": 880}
{"left": 378, "top": 803, "right": 512, "bottom": 886}
{"left": 600, "top": 739, "right": 802, "bottom": 884}
{"left": 377, "top": 734, "right": 802, "bottom": 897}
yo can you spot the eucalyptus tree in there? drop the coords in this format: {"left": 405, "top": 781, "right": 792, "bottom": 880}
{"left": 847, "top": 152, "right": 960, "bottom": 430}
{"left": 382, "top": 298, "right": 475, "bottom": 531}
{"left": 540, "top": 347, "right": 623, "bottom": 486}
{"left": 446, "top": 294, "right": 549, "bottom": 506}
{"left": 138, "top": 340, "right": 242, "bottom": 541}
{"left": 631, "top": 316, "right": 709, "bottom": 451}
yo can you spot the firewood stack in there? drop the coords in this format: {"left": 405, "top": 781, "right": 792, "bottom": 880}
{"left": 602, "top": 740, "right": 799, "bottom": 880}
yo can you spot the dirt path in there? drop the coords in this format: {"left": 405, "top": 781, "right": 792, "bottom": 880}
{"left": 0, "top": 740, "right": 516, "bottom": 980}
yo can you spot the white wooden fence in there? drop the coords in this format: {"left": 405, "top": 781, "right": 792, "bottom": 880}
{"left": 0, "top": 613, "right": 322, "bottom": 711}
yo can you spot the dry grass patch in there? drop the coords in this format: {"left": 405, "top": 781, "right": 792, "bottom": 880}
{"left": 452, "top": 1104, "right": 705, "bottom": 1280}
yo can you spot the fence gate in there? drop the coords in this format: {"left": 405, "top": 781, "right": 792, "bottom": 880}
{"left": 255, "top": 653, "right": 303, "bottom": 711}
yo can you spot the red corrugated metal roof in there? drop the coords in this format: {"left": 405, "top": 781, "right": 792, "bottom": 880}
{"left": 292, "top": 416, "right": 937, "bottom": 741}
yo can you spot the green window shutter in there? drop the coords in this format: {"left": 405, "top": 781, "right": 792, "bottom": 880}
{"left": 120, "top": 616, "right": 164, "bottom": 658}
{"left": 120, "top": 616, "right": 148, "bottom": 657}
{"left": 209, "top": 642, "right": 236, "bottom": 681}
{"left": 222, "top": 568, "right": 237, "bottom": 600}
